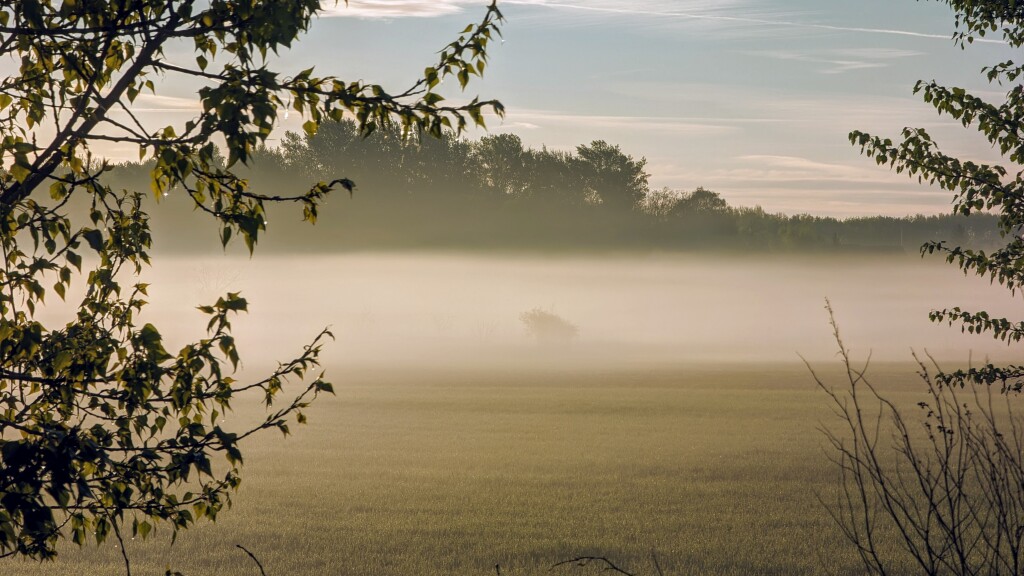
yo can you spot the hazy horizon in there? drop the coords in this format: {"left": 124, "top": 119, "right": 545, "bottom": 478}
{"left": 36, "top": 251, "right": 1018, "bottom": 372}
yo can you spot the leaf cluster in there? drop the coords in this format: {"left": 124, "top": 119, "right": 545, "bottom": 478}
{"left": 852, "top": 0, "right": 1024, "bottom": 389}
{"left": 0, "top": 0, "right": 502, "bottom": 562}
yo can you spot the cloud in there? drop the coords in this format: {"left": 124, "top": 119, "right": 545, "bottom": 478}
{"left": 752, "top": 48, "right": 924, "bottom": 75}
{"left": 494, "top": 108, "right": 742, "bottom": 137}
{"left": 494, "top": 121, "right": 540, "bottom": 130}
{"left": 120, "top": 93, "right": 201, "bottom": 112}
{"left": 319, "top": 0, "right": 761, "bottom": 23}
{"left": 725, "top": 154, "right": 893, "bottom": 183}
{"left": 833, "top": 48, "right": 926, "bottom": 60}
{"left": 650, "top": 155, "right": 955, "bottom": 217}
{"left": 724, "top": 186, "right": 955, "bottom": 217}
{"left": 318, "top": 0, "right": 471, "bottom": 18}
{"left": 753, "top": 50, "right": 885, "bottom": 75}
{"left": 502, "top": 0, "right": 1004, "bottom": 43}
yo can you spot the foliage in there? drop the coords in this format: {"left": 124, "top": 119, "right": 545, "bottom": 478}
{"left": 641, "top": 187, "right": 681, "bottom": 219}
{"left": 850, "top": 0, "right": 1024, "bottom": 389}
{"left": 520, "top": 308, "right": 578, "bottom": 345}
{"left": 475, "top": 133, "right": 529, "bottom": 198}
{"left": 814, "top": 304, "right": 1024, "bottom": 576}
{"left": 668, "top": 187, "right": 728, "bottom": 215}
{"left": 0, "top": 0, "right": 503, "bottom": 562}
{"left": 575, "top": 140, "right": 650, "bottom": 210}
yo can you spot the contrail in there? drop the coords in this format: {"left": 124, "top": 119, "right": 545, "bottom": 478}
{"left": 508, "top": 1, "right": 1004, "bottom": 44}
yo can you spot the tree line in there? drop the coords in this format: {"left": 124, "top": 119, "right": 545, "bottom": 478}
{"left": 104, "top": 119, "right": 1000, "bottom": 253}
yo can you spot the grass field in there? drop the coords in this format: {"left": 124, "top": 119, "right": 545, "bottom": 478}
{"left": 5, "top": 361, "right": 935, "bottom": 576}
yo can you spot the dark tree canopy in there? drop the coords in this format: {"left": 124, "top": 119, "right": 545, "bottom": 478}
{"left": 670, "top": 187, "right": 728, "bottom": 215}
{"left": 475, "top": 133, "right": 528, "bottom": 198}
{"left": 575, "top": 140, "right": 649, "bottom": 211}
{"left": 189, "top": 123, "right": 995, "bottom": 253}
{"left": 0, "top": 0, "right": 503, "bottom": 562}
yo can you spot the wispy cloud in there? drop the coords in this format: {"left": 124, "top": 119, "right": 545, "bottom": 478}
{"left": 503, "top": 0, "right": 1003, "bottom": 43}
{"left": 724, "top": 154, "right": 895, "bottom": 184}
{"left": 672, "top": 155, "right": 955, "bottom": 216}
{"left": 120, "top": 93, "right": 201, "bottom": 112}
{"left": 753, "top": 50, "right": 885, "bottom": 75}
{"left": 751, "top": 48, "right": 924, "bottom": 75}
{"left": 318, "top": 0, "right": 472, "bottom": 18}
{"left": 494, "top": 108, "right": 744, "bottom": 137}
{"left": 316, "top": 0, "right": 1004, "bottom": 46}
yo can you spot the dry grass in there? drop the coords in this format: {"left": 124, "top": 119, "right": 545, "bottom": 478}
{"left": 4, "top": 362, "right": 932, "bottom": 575}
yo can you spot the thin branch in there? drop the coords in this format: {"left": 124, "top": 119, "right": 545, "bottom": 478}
{"left": 552, "top": 557, "right": 637, "bottom": 576}
{"left": 112, "top": 521, "right": 132, "bottom": 576}
{"left": 236, "top": 544, "right": 268, "bottom": 576}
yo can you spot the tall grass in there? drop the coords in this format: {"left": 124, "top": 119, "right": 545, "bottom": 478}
{"left": 5, "top": 363, "right": 932, "bottom": 575}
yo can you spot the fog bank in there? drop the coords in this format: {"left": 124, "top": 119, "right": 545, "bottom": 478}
{"left": 39, "top": 253, "right": 1020, "bottom": 370}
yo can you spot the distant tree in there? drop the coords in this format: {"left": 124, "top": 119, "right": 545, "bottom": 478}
{"left": 475, "top": 133, "right": 529, "bottom": 198}
{"left": 525, "top": 146, "right": 589, "bottom": 207}
{"left": 642, "top": 187, "right": 682, "bottom": 219}
{"left": 575, "top": 140, "right": 650, "bottom": 211}
{"left": 0, "top": 0, "right": 503, "bottom": 564}
{"left": 284, "top": 119, "right": 413, "bottom": 197}
{"left": 392, "top": 126, "right": 474, "bottom": 201}
{"left": 670, "top": 187, "right": 729, "bottom": 215}
{"left": 282, "top": 119, "right": 364, "bottom": 181}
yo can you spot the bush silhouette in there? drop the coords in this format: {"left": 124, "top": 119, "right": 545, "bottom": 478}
{"left": 520, "top": 308, "right": 579, "bottom": 346}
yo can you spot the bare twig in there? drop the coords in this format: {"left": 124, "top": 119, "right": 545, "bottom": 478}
{"left": 650, "top": 550, "right": 664, "bottom": 576}
{"left": 237, "top": 544, "right": 268, "bottom": 576}
{"left": 814, "top": 299, "right": 1024, "bottom": 575}
{"left": 112, "top": 521, "right": 132, "bottom": 576}
{"left": 552, "top": 556, "right": 636, "bottom": 576}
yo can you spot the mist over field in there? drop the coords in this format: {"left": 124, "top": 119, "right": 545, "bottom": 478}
{"left": 42, "top": 252, "right": 1016, "bottom": 370}
{"left": 9, "top": 0, "right": 1024, "bottom": 573}
{"left": 18, "top": 251, "right": 1020, "bottom": 576}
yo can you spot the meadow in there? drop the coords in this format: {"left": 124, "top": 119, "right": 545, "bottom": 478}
{"left": 6, "top": 253, "right": 1012, "bottom": 575}
{"left": 6, "top": 360, "right": 937, "bottom": 576}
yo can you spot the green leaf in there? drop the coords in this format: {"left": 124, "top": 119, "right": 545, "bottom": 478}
{"left": 9, "top": 163, "right": 29, "bottom": 183}
{"left": 82, "top": 228, "right": 103, "bottom": 252}
{"left": 66, "top": 251, "right": 82, "bottom": 271}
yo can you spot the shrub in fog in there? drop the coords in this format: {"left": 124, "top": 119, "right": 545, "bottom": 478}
{"left": 520, "top": 308, "right": 579, "bottom": 345}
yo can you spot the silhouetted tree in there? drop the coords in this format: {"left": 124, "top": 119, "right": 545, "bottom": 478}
{"left": 475, "top": 133, "right": 529, "bottom": 198}
{"left": 525, "top": 146, "right": 590, "bottom": 208}
{"left": 670, "top": 187, "right": 728, "bottom": 215}
{"left": 575, "top": 140, "right": 650, "bottom": 211}
{"left": 641, "top": 187, "right": 681, "bottom": 219}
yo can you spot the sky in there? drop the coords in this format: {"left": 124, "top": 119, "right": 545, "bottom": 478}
{"left": 119, "top": 0, "right": 1019, "bottom": 217}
